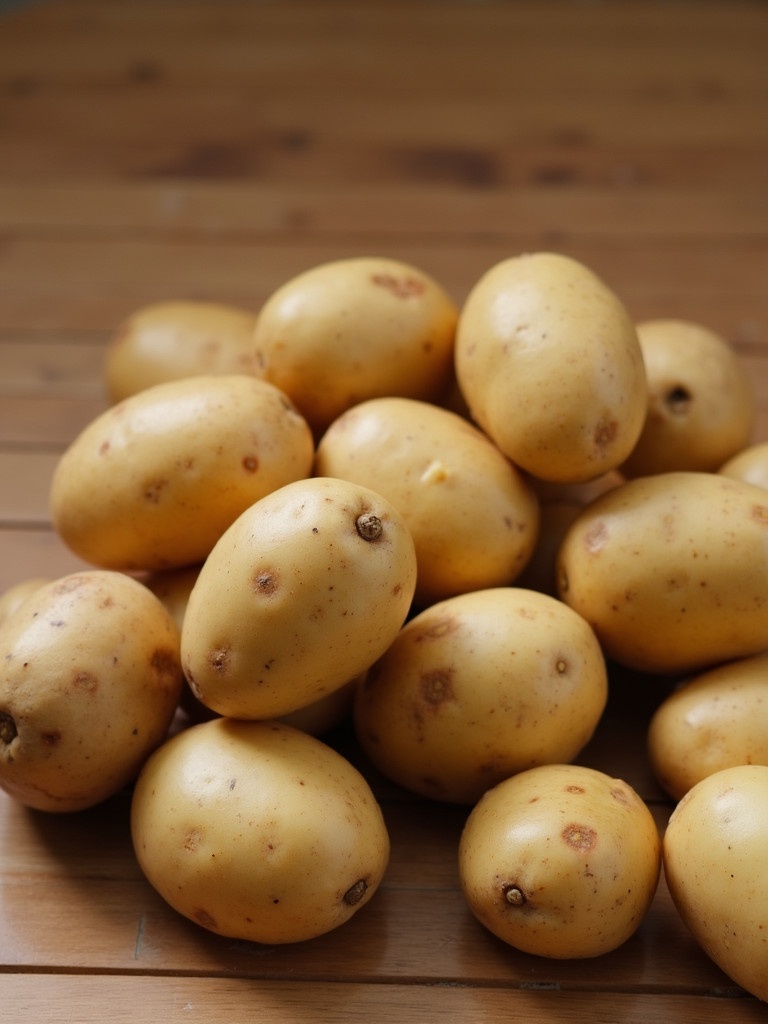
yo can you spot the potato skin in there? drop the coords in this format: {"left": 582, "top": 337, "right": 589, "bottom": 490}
{"left": 557, "top": 471, "right": 768, "bottom": 675}
{"left": 0, "top": 571, "right": 183, "bottom": 812}
{"left": 648, "top": 653, "right": 768, "bottom": 801}
{"left": 458, "top": 764, "right": 661, "bottom": 958}
{"left": 130, "top": 718, "right": 390, "bottom": 944}
{"left": 181, "top": 476, "right": 417, "bottom": 720}
{"left": 663, "top": 764, "right": 768, "bottom": 1001}
{"left": 354, "top": 587, "right": 607, "bottom": 804}
{"left": 253, "top": 256, "right": 458, "bottom": 434}
{"left": 315, "top": 396, "right": 540, "bottom": 606}
{"left": 50, "top": 374, "right": 314, "bottom": 572}
{"left": 104, "top": 300, "right": 259, "bottom": 403}
{"left": 454, "top": 252, "right": 646, "bottom": 483}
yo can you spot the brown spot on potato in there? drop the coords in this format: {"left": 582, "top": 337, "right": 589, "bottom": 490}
{"left": 370, "top": 273, "right": 426, "bottom": 298}
{"left": 40, "top": 729, "right": 62, "bottom": 746}
{"left": 209, "top": 648, "right": 231, "bottom": 673}
{"left": 502, "top": 884, "right": 527, "bottom": 906}
{"left": 594, "top": 419, "right": 618, "bottom": 451}
{"left": 421, "top": 669, "right": 455, "bottom": 707}
{"left": 343, "top": 879, "right": 368, "bottom": 906}
{"left": 610, "top": 785, "right": 631, "bottom": 805}
{"left": 242, "top": 454, "right": 259, "bottom": 473}
{"left": 415, "top": 616, "right": 457, "bottom": 642}
{"left": 151, "top": 648, "right": 179, "bottom": 678}
{"left": 584, "top": 521, "right": 608, "bottom": 553}
{"left": 562, "top": 823, "right": 597, "bottom": 851}
{"left": 565, "top": 785, "right": 585, "bottom": 794}
{"left": 253, "top": 569, "right": 279, "bottom": 596}
{"left": 193, "top": 908, "right": 217, "bottom": 930}
{"left": 183, "top": 827, "right": 204, "bottom": 852}
{"left": 143, "top": 479, "right": 169, "bottom": 503}
{"left": 752, "top": 504, "right": 768, "bottom": 525}
{"left": 98, "top": 440, "right": 110, "bottom": 456}
{"left": 72, "top": 670, "right": 98, "bottom": 693}
{"left": 356, "top": 512, "right": 382, "bottom": 541}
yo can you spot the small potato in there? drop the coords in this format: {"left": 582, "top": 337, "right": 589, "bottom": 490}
{"left": 354, "top": 588, "right": 607, "bottom": 804}
{"left": 719, "top": 440, "right": 768, "bottom": 490}
{"left": 253, "top": 256, "right": 458, "bottom": 434}
{"left": 104, "top": 300, "right": 259, "bottom": 403}
{"left": 0, "top": 571, "right": 183, "bottom": 812}
{"left": 648, "top": 653, "right": 768, "bottom": 801}
{"left": 621, "top": 319, "right": 755, "bottom": 477}
{"left": 315, "top": 396, "right": 540, "bottom": 606}
{"left": 663, "top": 764, "right": 768, "bottom": 1001}
{"left": 181, "top": 476, "right": 417, "bottom": 720}
{"left": 50, "top": 375, "right": 314, "bottom": 572}
{"left": 131, "top": 718, "right": 390, "bottom": 944}
{"left": 459, "top": 764, "right": 661, "bottom": 958}
{"left": 557, "top": 471, "right": 768, "bottom": 675}
{"left": 455, "top": 252, "right": 647, "bottom": 483}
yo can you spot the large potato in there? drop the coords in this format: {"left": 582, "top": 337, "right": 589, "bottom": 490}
{"left": 354, "top": 587, "right": 607, "bottom": 804}
{"left": 648, "top": 653, "right": 768, "bottom": 800}
{"left": 620, "top": 319, "right": 755, "bottom": 477}
{"left": 0, "top": 571, "right": 183, "bottom": 812}
{"left": 131, "top": 718, "right": 390, "bottom": 944}
{"left": 663, "top": 764, "right": 768, "bottom": 1001}
{"left": 104, "top": 300, "right": 259, "bottom": 402}
{"left": 181, "top": 476, "right": 417, "bottom": 720}
{"left": 315, "top": 396, "right": 539, "bottom": 606}
{"left": 253, "top": 256, "right": 458, "bottom": 433}
{"left": 557, "top": 471, "right": 768, "bottom": 674}
{"left": 459, "top": 763, "right": 661, "bottom": 958}
{"left": 50, "top": 374, "right": 314, "bottom": 572}
{"left": 454, "top": 252, "right": 646, "bottom": 483}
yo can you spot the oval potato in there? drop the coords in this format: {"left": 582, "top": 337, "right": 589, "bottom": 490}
{"left": 557, "top": 471, "right": 768, "bottom": 675}
{"left": 315, "top": 396, "right": 540, "bottom": 606}
{"left": 454, "top": 252, "right": 647, "bottom": 483}
{"left": 50, "top": 374, "right": 314, "bottom": 572}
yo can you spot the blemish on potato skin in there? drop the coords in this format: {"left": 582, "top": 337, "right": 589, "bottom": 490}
{"left": 150, "top": 648, "right": 179, "bottom": 678}
{"left": 252, "top": 569, "right": 279, "bottom": 596}
{"left": 193, "top": 908, "right": 218, "bottom": 930}
{"left": 242, "top": 454, "right": 259, "bottom": 473}
{"left": 209, "top": 648, "right": 231, "bottom": 673}
{"left": 594, "top": 418, "right": 618, "bottom": 452}
{"left": 370, "top": 273, "right": 426, "bottom": 299}
{"left": 183, "top": 827, "right": 204, "bottom": 852}
{"left": 751, "top": 504, "right": 768, "bottom": 525}
{"left": 71, "top": 670, "right": 98, "bottom": 694}
{"left": 562, "top": 823, "right": 597, "bottom": 851}
{"left": 414, "top": 616, "right": 458, "bottom": 642}
{"left": 40, "top": 729, "right": 62, "bottom": 747}
{"left": 584, "top": 521, "right": 608, "bottom": 553}
{"left": 420, "top": 669, "right": 455, "bottom": 707}
{"left": 143, "top": 479, "right": 169, "bottom": 504}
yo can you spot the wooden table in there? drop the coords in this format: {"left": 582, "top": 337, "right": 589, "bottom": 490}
{"left": 2, "top": 1, "right": 768, "bottom": 1019}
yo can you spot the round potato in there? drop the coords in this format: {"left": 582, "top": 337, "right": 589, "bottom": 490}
{"left": 253, "top": 256, "right": 458, "bottom": 434}
{"left": 459, "top": 763, "right": 661, "bottom": 958}
{"left": 181, "top": 476, "right": 417, "bottom": 720}
{"left": 620, "top": 319, "right": 755, "bottom": 477}
{"left": 131, "top": 718, "right": 390, "bottom": 944}
{"left": 0, "top": 570, "right": 183, "bottom": 812}
{"left": 354, "top": 588, "right": 607, "bottom": 804}
{"left": 104, "top": 300, "right": 259, "bottom": 403}
{"left": 557, "top": 471, "right": 768, "bottom": 675}
{"left": 315, "top": 396, "right": 540, "bottom": 606}
{"left": 648, "top": 653, "right": 768, "bottom": 801}
{"left": 663, "top": 764, "right": 768, "bottom": 1001}
{"left": 454, "top": 252, "right": 647, "bottom": 483}
{"left": 719, "top": 440, "right": 768, "bottom": 490}
{"left": 50, "top": 374, "right": 314, "bottom": 572}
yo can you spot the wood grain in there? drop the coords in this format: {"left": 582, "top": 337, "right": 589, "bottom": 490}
{"left": 1, "top": 0, "right": 767, "bottom": 1018}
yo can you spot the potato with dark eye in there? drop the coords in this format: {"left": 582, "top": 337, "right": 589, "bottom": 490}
{"left": 620, "top": 319, "right": 755, "bottom": 477}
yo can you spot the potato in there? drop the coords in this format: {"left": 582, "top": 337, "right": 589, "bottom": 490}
{"left": 620, "top": 319, "right": 755, "bottom": 477}
{"left": 557, "top": 471, "right": 768, "bottom": 675}
{"left": 458, "top": 763, "right": 661, "bottom": 958}
{"left": 454, "top": 252, "right": 647, "bottom": 483}
{"left": 315, "top": 396, "right": 540, "bottom": 606}
{"left": 648, "top": 653, "right": 768, "bottom": 801}
{"left": 253, "top": 256, "right": 458, "bottom": 434}
{"left": 104, "top": 300, "right": 259, "bottom": 403}
{"left": 0, "top": 570, "right": 183, "bottom": 812}
{"left": 663, "top": 764, "right": 768, "bottom": 1001}
{"left": 354, "top": 587, "right": 607, "bottom": 804}
{"left": 181, "top": 476, "right": 417, "bottom": 720}
{"left": 720, "top": 440, "right": 768, "bottom": 490}
{"left": 131, "top": 718, "right": 390, "bottom": 944}
{"left": 50, "top": 374, "right": 314, "bottom": 572}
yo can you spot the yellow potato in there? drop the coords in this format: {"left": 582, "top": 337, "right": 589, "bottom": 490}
{"left": 104, "top": 300, "right": 259, "bottom": 403}
{"left": 253, "top": 256, "right": 458, "bottom": 433}
{"left": 719, "top": 440, "right": 768, "bottom": 490}
{"left": 648, "top": 653, "right": 768, "bottom": 801}
{"left": 131, "top": 718, "right": 390, "bottom": 944}
{"left": 621, "top": 319, "right": 755, "bottom": 477}
{"left": 0, "top": 571, "right": 183, "bottom": 812}
{"left": 354, "top": 587, "right": 607, "bottom": 804}
{"left": 454, "top": 252, "right": 647, "bottom": 483}
{"left": 557, "top": 471, "right": 768, "bottom": 674}
{"left": 459, "top": 763, "right": 661, "bottom": 958}
{"left": 315, "top": 396, "right": 540, "bottom": 606}
{"left": 663, "top": 764, "right": 768, "bottom": 1001}
{"left": 181, "top": 476, "right": 417, "bottom": 720}
{"left": 50, "top": 374, "right": 314, "bottom": 572}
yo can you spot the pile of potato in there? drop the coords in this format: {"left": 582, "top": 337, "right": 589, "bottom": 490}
{"left": 1, "top": 252, "right": 767, "bottom": 998}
